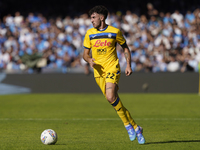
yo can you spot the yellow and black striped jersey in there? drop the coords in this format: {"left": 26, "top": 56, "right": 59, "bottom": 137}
{"left": 83, "top": 25, "right": 126, "bottom": 77}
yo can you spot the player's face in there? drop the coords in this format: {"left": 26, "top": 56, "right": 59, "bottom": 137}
{"left": 91, "top": 13, "right": 101, "bottom": 29}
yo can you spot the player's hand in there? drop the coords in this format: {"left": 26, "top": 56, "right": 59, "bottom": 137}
{"left": 125, "top": 66, "right": 132, "bottom": 76}
{"left": 88, "top": 58, "right": 96, "bottom": 68}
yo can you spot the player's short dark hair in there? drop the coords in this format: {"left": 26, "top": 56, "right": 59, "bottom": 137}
{"left": 89, "top": 5, "right": 108, "bottom": 19}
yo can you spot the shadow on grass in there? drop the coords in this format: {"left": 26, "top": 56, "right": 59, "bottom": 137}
{"left": 145, "top": 140, "right": 200, "bottom": 145}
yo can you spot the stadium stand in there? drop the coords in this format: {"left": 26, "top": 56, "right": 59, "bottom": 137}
{"left": 0, "top": 0, "right": 200, "bottom": 74}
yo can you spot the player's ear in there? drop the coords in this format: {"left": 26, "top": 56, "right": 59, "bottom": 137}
{"left": 100, "top": 14, "right": 104, "bottom": 21}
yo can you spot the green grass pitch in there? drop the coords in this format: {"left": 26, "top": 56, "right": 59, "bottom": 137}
{"left": 0, "top": 93, "right": 199, "bottom": 150}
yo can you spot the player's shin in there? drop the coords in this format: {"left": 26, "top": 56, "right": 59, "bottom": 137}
{"left": 111, "top": 97, "right": 129, "bottom": 126}
{"left": 111, "top": 97, "right": 137, "bottom": 141}
{"left": 125, "top": 108, "right": 138, "bottom": 130}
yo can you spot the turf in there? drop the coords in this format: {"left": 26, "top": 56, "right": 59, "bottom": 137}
{"left": 0, "top": 93, "right": 199, "bottom": 150}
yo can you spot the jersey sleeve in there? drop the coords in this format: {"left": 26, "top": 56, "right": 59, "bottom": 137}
{"left": 116, "top": 29, "right": 126, "bottom": 46}
{"left": 83, "top": 31, "right": 91, "bottom": 49}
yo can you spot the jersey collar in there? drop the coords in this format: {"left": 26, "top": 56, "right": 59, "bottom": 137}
{"left": 98, "top": 25, "right": 108, "bottom": 31}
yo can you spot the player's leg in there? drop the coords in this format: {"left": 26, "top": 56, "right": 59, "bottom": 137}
{"left": 124, "top": 105, "right": 145, "bottom": 144}
{"left": 95, "top": 77, "right": 134, "bottom": 140}
{"left": 95, "top": 77, "right": 106, "bottom": 96}
{"left": 106, "top": 82, "right": 129, "bottom": 125}
{"left": 124, "top": 106, "right": 138, "bottom": 129}
{"left": 105, "top": 82, "right": 136, "bottom": 141}
{"left": 108, "top": 85, "right": 145, "bottom": 144}
{"left": 105, "top": 72, "right": 137, "bottom": 128}
{"left": 95, "top": 76, "right": 145, "bottom": 143}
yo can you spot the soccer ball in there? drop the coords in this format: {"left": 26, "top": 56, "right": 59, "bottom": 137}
{"left": 40, "top": 129, "right": 57, "bottom": 145}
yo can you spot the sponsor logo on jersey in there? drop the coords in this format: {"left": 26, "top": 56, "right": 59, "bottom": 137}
{"left": 97, "top": 48, "right": 107, "bottom": 55}
{"left": 94, "top": 40, "right": 111, "bottom": 47}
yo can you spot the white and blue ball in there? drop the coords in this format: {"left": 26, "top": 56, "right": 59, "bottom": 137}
{"left": 40, "top": 129, "right": 57, "bottom": 145}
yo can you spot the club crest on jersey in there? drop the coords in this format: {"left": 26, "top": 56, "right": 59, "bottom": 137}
{"left": 108, "top": 33, "right": 112, "bottom": 38}
{"left": 94, "top": 40, "right": 111, "bottom": 47}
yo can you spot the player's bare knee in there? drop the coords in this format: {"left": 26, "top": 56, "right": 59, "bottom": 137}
{"left": 106, "top": 94, "right": 116, "bottom": 103}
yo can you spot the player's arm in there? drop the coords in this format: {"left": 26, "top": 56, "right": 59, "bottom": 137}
{"left": 116, "top": 29, "right": 132, "bottom": 76}
{"left": 122, "top": 43, "right": 132, "bottom": 76}
{"left": 83, "top": 48, "right": 96, "bottom": 68}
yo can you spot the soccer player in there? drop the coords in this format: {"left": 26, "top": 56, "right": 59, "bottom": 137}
{"left": 83, "top": 5, "right": 145, "bottom": 144}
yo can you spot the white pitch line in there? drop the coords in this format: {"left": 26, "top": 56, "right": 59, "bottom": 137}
{"left": 0, "top": 118, "right": 199, "bottom": 121}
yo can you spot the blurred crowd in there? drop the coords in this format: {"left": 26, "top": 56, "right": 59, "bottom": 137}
{"left": 0, "top": 3, "right": 200, "bottom": 74}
